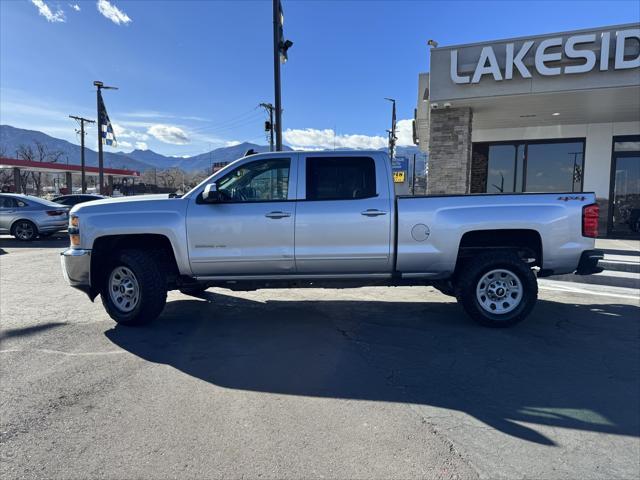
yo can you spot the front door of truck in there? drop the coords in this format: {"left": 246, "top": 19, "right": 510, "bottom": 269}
{"left": 294, "top": 155, "right": 392, "bottom": 273}
{"left": 186, "top": 156, "right": 297, "bottom": 276}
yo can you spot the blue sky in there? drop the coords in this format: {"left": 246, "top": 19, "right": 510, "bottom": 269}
{"left": 1, "top": 0, "right": 639, "bottom": 156}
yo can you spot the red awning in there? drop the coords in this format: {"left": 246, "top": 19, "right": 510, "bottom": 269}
{"left": 0, "top": 157, "right": 140, "bottom": 177}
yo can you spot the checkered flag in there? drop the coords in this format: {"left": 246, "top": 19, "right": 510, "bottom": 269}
{"left": 98, "top": 91, "right": 117, "bottom": 147}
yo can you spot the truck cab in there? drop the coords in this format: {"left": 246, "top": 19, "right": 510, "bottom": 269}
{"left": 186, "top": 151, "right": 394, "bottom": 276}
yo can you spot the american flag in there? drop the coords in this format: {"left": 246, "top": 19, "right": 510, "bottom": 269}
{"left": 98, "top": 91, "right": 117, "bottom": 147}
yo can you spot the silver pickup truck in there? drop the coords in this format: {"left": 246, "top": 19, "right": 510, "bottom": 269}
{"left": 61, "top": 150, "right": 603, "bottom": 327}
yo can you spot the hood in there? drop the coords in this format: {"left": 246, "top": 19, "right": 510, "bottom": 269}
{"left": 70, "top": 194, "right": 177, "bottom": 215}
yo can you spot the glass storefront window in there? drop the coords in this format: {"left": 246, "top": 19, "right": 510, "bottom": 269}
{"left": 614, "top": 140, "right": 640, "bottom": 152}
{"left": 474, "top": 139, "right": 585, "bottom": 194}
{"left": 487, "top": 145, "right": 516, "bottom": 193}
{"left": 609, "top": 135, "right": 640, "bottom": 238}
{"left": 525, "top": 141, "right": 584, "bottom": 193}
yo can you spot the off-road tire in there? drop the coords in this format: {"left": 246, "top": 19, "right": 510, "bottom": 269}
{"left": 455, "top": 252, "right": 537, "bottom": 328}
{"left": 101, "top": 249, "right": 167, "bottom": 326}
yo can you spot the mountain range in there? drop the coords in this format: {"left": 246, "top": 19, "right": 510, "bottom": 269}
{"left": 0, "top": 124, "right": 424, "bottom": 173}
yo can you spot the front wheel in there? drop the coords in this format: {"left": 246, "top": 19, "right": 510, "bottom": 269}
{"left": 455, "top": 252, "right": 538, "bottom": 328}
{"left": 101, "top": 249, "right": 167, "bottom": 326}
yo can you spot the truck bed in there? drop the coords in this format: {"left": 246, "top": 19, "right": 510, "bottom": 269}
{"left": 395, "top": 192, "right": 597, "bottom": 277}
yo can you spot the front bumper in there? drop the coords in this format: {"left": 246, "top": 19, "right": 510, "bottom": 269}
{"left": 575, "top": 249, "right": 604, "bottom": 275}
{"left": 61, "top": 248, "right": 91, "bottom": 289}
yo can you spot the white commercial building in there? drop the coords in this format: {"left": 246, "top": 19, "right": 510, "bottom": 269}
{"left": 415, "top": 23, "right": 640, "bottom": 238}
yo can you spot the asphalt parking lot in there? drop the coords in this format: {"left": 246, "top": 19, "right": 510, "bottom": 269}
{"left": 1, "top": 234, "right": 639, "bottom": 479}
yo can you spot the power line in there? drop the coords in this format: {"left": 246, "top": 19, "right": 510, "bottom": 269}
{"left": 188, "top": 107, "right": 261, "bottom": 134}
{"left": 189, "top": 112, "right": 263, "bottom": 134}
{"left": 189, "top": 118, "right": 265, "bottom": 142}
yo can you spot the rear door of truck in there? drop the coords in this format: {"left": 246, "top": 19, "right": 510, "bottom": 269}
{"left": 294, "top": 153, "right": 393, "bottom": 273}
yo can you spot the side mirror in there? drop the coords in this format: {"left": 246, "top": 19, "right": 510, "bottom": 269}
{"left": 202, "top": 183, "right": 222, "bottom": 203}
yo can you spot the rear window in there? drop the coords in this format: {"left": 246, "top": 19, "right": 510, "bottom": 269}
{"left": 0, "top": 197, "right": 16, "bottom": 208}
{"left": 306, "top": 157, "right": 376, "bottom": 201}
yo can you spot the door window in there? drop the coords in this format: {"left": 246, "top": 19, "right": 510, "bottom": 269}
{"left": 306, "top": 157, "right": 376, "bottom": 200}
{"left": 216, "top": 158, "right": 290, "bottom": 202}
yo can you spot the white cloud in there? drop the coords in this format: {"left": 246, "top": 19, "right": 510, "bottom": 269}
{"left": 69, "top": 3, "right": 80, "bottom": 11}
{"left": 225, "top": 140, "right": 241, "bottom": 147}
{"left": 284, "top": 128, "right": 387, "bottom": 150}
{"left": 96, "top": 0, "right": 131, "bottom": 25}
{"left": 112, "top": 123, "right": 149, "bottom": 141}
{"left": 147, "top": 124, "right": 190, "bottom": 145}
{"left": 122, "top": 111, "right": 208, "bottom": 122}
{"left": 118, "top": 140, "right": 133, "bottom": 149}
{"left": 395, "top": 119, "right": 415, "bottom": 146}
{"left": 31, "top": 0, "right": 65, "bottom": 23}
{"left": 135, "top": 142, "right": 149, "bottom": 150}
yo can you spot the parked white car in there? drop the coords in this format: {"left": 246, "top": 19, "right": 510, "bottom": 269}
{"left": 61, "top": 150, "right": 603, "bottom": 327}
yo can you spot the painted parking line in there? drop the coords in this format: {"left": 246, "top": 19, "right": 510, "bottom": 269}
{"left": 539, "top": 279, "right": 640, "bottom": 301}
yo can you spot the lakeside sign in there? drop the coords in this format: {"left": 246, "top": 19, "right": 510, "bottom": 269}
{"left": 450, "top": 28, "right": 640, "bottom": 84}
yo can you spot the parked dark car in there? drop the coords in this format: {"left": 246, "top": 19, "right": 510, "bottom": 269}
{"left": 52, "top": 194, "right": 105, "bottom": 207}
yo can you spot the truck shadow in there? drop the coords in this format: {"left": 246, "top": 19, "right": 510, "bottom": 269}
{"left": 105, "top": 291, "right": 640, "bottom": 446}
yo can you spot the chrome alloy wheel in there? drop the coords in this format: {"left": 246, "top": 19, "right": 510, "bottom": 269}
{"left": 15, "top": 221, "right": 35, "bottom": 240}
{"left": 108, "top": 266, "right": 140, "bottom": 313}
{"left": 475, "top": 269, "right": 523, "bottom": 315}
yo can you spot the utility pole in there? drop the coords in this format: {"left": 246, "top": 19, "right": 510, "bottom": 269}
{"left": 385, "top": 98, "right": 397, "bottom": 161}
{"left": 273, "top": 0, "right": 292, "bottom": 151}
{"left": 260, "top": 103, "right": 275, "bottom": 152}
{"left": 94, "top": 80, "right": 118, "bottom": 195}
{"left": 69, "top": 115, "right": 95, "bottom": 194}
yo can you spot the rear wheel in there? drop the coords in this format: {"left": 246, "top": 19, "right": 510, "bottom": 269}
{"left": 101, "top": 249, "right": 167, "bottom": 326}
{"left": 455, "top": 252, "right": 537, "bottom": 327}
{"left": 11, "top": 220, "right": 37, "bottom": 241}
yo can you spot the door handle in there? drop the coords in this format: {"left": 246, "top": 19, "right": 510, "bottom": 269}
{"left": 265, "top": 211, "right": 291, "bottom": 219}
{"left": 360, "top": 209, "right": 387, "bottom": 217}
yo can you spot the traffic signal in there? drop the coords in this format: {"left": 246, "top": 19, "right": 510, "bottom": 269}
{"left": 280, "top": 39, "right": 293, "bottom": 63}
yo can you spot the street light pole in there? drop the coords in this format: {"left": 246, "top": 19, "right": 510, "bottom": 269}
{"left": 272, "top": 1, "right": 293, "bottom": 151}
{"left": 273, "top": 0, "right": 283, "bottom": 151}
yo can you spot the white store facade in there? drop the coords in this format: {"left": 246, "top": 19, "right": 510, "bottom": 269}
{"left": 415, "top": 23, "right": 640, "bottom": 238}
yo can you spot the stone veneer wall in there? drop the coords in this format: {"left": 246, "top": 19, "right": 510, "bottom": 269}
{"left": 427, "top": 107, "right": 473, "bottom": 194}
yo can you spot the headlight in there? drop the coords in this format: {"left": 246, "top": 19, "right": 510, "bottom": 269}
{"left": 69, "top": 216, "right": 80, "bottom": 246}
